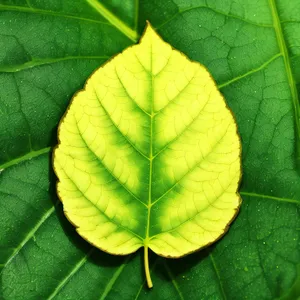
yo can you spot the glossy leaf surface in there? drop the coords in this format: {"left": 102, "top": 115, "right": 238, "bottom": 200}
{"left": 0, "top": 0, "right": 300, "bottom": 299}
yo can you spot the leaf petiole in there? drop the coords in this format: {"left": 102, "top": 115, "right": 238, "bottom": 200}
{"left": 144, "top": 245, "right": 153, "bottom": 288}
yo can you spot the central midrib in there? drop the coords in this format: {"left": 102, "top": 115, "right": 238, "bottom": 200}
{"left": 142, "top": 36, "right": 155, "bottom": 288}
{"left": 146, "top": 42, "right": 154, "bottom": 244}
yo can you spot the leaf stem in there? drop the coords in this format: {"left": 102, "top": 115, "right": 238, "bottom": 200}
{"left": 144, "top": 245, "right": 153, "bottom": 288}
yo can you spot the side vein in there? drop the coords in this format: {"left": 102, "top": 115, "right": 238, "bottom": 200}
{"left": 154, "top": 72, "right": 196, "bottom": 115}
{"left": 0, "top": 147, "right": 51, "bottom": 171}
{"left": 0, "top": 4, "right": 111, "bottom": 25}
{"left": 1, "top": 206, "right": 55, "bottom": 272}
{"left": 269, "top": 0, "right": 300, "bottom": 159}
{"left": 85, "top": 0, "right": 138, "bottom": 42}
{"left": 151, "top": 126, "right": 229, "bottom": 206}
{"left": 240, "top": 191, "right": 300, "bottom": 205}
{"left": 153, "top": 95, "right": 210, "bottom": 158}
{"left": 47, "top": 248, "right": 95, "bottom": 300}
{"left": 62, "top": 167, "right": 143, "bottom": 240}
{"left": 0, "top": 56, "right": 109, "bottom": 73}
{"left": 94, "top": 92, "right": 150, "bottom": 160}
{"left": 99, "top": 255, "right": 131, "bottom": 300}
{"left": 164, "top": 261, "right": 184, "bottom": 300}
{"left": 209, "top": 253, "right": 227, "bottom": 300}
{"left": 150, "top": 175, "right": 236, "bottom": 239}
{"left": 218, "top": 53, "right": 282, "bottom": 89}
{"left": 76, "top": 125, "right": 147, "bottom": 207}
{"left": 156, "top": 5, "right": 273, "bottom": 30}
{"left": 115, "top": 67, "right": 152, "bottom": 117}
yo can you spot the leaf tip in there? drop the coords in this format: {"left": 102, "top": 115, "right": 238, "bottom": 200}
{"left": 143, "top": 20, "right": 156, "bottom": 38}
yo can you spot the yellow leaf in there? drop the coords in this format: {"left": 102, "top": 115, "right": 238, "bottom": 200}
{"left": 53, "top": 22, "right": 242, "bottom": 288}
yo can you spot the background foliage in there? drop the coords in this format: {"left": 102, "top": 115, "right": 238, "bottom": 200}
{"left": 0, "top": 0, "right": 300, "bottom": 299}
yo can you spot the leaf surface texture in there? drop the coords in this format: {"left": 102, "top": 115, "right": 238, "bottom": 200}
{"left": 0, "top": 0, "right": 300, "bottom": 299}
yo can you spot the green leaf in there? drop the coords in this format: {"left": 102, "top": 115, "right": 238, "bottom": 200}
{"left": 0, "top": 0, "right": 300, "bottom": 299}
{"left": 53, "top": 23, "right": 241, "bottom": 288}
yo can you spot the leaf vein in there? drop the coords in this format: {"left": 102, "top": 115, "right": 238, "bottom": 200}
{"left": 153, "top": 93, "right": 211, "bottom": 158}
{"left": 99, "top": 256, "right": 131, "bottom": 300}
{"left": 240, "top": 191, "right": 300, "bottom": 205}
{"left": 0, "top": 4, "right": 112, "bottom": 25}
{"left": 156, "top": 6, "right": 273, "bottom": 31}
{"left": 1, "top": 206, "right": 55, "bottom": 271}
{"left": 209, "top": 253, "right": 227, "bottom": 300}
{"left": 115, "top": 67, "right": 152, "bottom": 117}
{"left": 268, "top": 0, "right": 300, "bottom": 157}
{"left": 0, "top": 56, "right": 109, "bottom": 73}
{"left": 74, "top": 121, "right": 147, "bottom": 208}
{"left": 151, "top": 127, "right": 229, "bottom": 206}
{"left": 47, "top": 249, "right": 94, "bottom": 300}
{"left": 85, "top": 0, "right": 138, "bottom": 42}
{"left": 164, "top": 261, "right": 185, "bottom": 300}
{"left": 0, "top": 146, "right": 51, "bottom": 172}
{"left": 62, "top": 169, "right": 143, "bottom": 240}
{"left": 218, "top": 53, "right": 282, "bottom": 89}
{"left": 154, "top": 69, "right": 197, "bottom": 115}
{"left": 94, "top": 91, "right": 150, "bottom": 160}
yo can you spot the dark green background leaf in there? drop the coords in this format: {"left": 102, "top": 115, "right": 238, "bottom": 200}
{"left": 0, "top": 0, "right": 299, "bottom": 299}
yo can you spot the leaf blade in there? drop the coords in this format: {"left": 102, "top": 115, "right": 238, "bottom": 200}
{"left": 53, "top": 24, "right": 242, "bottom": 282}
